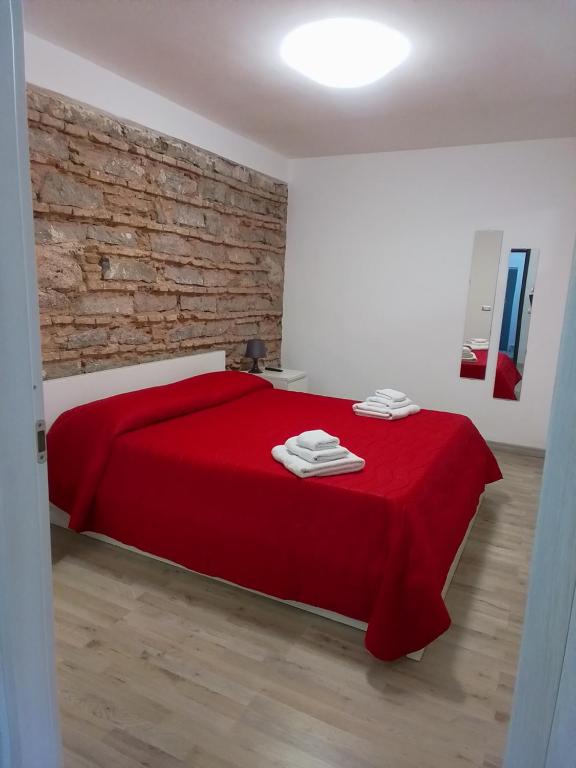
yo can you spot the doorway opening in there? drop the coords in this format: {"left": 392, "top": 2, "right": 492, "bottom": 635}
{"left": 499, "top": 248, "right": 531, "bottom": 368}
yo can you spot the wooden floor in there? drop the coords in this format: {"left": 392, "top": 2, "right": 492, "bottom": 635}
{"left": 50, "top": 449, "right": 542, "bottom": 768}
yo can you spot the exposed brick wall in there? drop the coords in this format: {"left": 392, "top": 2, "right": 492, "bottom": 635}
{"left": 27, "top": 86, "right": 287, "bottom": 379}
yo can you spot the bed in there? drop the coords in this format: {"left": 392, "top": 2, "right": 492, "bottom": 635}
{"left": 460, "top": 349, "right": 522, "bottom": 400}
{"left": 45, "top": 352, "right": 501, "bottom": 661}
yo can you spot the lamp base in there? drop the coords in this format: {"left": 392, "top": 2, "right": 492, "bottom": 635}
{"left": 249, "top": 359, "right": 262, "bottom": 373}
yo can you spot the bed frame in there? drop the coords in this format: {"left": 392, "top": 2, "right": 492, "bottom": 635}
{"left": 44, "top": 350, "right": 479, "bottom": 661}
{"left": 43, "top": 350, "right": 226, "bottom": 429}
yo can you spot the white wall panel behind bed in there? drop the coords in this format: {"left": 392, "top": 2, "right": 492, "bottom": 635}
{"left": 43, "top": 350, "right": 225, "bottom": 428}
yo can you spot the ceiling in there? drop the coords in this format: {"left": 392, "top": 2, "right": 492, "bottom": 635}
{"left": 23, "top": 0, "right": 576, "bottom": 158}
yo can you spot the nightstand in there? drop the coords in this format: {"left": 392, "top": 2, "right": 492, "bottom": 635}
{"left": 257, "top": 368, "right": 308, "bottom": 392}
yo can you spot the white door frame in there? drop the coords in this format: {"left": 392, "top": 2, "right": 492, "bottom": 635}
{"left": 0, "top": 0, "right": 61, "bottom": 765}
{"left": 504, "top": 248, "right": 576, "bottom": 767}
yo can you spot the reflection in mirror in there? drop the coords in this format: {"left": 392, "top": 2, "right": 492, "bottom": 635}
{"left": 493, "top": 249, "right": 539, "bottom": 401}
{"left": 460, "top": 230, "right": 503, "bottom": 382}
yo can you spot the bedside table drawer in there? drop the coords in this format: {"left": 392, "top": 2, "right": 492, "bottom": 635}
{"left": 277, "top": 375, "right": 308, "bottom": 393}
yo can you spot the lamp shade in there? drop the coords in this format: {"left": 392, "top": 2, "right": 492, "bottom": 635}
{"left": 245, "top": 338, "right": 266, "bottom": 359}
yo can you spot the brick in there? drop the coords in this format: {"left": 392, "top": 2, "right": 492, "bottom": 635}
{"left": 87, "top": 225, "right": 138, "bottom": 246}
{"left": 156, "top": 201, "right": 205, "bottom": 228}
{"left": 226, "top": 247, "right": 258, "bottom": 265}
{"left": 180, "top": 295, "right": 218, "bottom": 312}
{"left": 28, "top": 127, "right": 69, "bottom": 161}
{"left": 235, "top": 321, "right": 259, "bottom": 336}
{"left": 111, "top": 327, "right": 152, "bottom": 345}
{"left": 260, "top": 253, "right": 284, "bottom": 285}
{"left": 101, "top": 256, "right": 156, "bottom": 283}
{"left": 164, "top": 264, "right": 204, "bottom": 286}
{"left": 168, "top": 320, "right": 229, "bottom": 342}
{"left": 217, "top": 294, "right": 273, "bottom": 312}
{"left": 198, "top": 178, "right": 228, "bottom": 204}
{"left": 40, "top": 114, "right": 65, "bottom": 130}
{"left": 35, "top": 220, "right": 87, "bottom": 244}
{"left": 147, "top": 165, "right": 197, "bottom": 197}
{"left": 39, "top": 171, "right": 103, "bottom": 209}
{"left": 73, "top": 293, "right": 134, "bottom": 316}
{"left": 133, "top": 293, "right": 178, "bottom": 313}
{"left": 66, "top": 329, "right": 108, "bottom": 349}
{"left": 38, "top": 289, "right": 71, "bottom": 311}
{"left": 36, "top": 246, "right": 83, "bottom": 291}
{"left": 149, "top": 232, "right": 191, "bottom": 257}
{"left": 71, "top": 144, "right": 145, "bottom": 182}
{"left": 43, "top": 360, "right": 82, "bottom": 378}
{"left": 64, "top": 123, "right": 89, "bottom": 138}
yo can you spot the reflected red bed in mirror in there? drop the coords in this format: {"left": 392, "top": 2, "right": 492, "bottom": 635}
{"left": 460, "top": 349, "right": 522, "bottom": 400}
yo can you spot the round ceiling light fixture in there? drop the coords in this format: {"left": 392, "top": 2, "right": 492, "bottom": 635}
{"left": 280, "top": 17, "right": 411, "bottom": 89}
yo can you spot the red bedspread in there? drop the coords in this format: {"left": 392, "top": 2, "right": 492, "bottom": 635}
{"left": 460, "top": 350, "right": 522, "bottom": 399}
{"left": 48, "top": 371, "right": 501, "bottom": 660}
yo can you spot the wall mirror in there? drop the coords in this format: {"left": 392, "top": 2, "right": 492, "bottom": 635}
{"left": 492, "top": 248, "right": 539, "bottom": 401}
{"left": 460, "top": 230, "right": 503, "bottom": 382}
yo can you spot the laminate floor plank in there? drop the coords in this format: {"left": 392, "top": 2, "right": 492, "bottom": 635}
{"left": 51, "top": 449, "right": 542, "bottom": 767}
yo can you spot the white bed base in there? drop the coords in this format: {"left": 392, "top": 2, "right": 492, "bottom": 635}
{"left": 50, "top": 502, "right": 478, "bottom": 662}
{"left": 44, "top": 351, "right": 478, "bottom": 662}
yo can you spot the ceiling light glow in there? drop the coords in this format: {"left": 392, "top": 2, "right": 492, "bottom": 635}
{"left": 280, "top": 18, "right": 410, "bottom": 88}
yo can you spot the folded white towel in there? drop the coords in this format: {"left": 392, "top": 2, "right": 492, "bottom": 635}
{"left": 353, "top": 403, "right": 421, "bottom": 420}
{"left": 374, "top": 388, "right": 407, "bottom": 402}
{"left": 471, "top": 338, "right": 488, "bottom": 344}
{"left": 272, "top": 445, "right": 365, "bottom": 478}
{"left": 285, "top": 436, "right": 349, "bottom": 463}
{"left": 296, "top": 429, "right": 340, "bottom": 451}
{"left": 366, "top": 395, "right": 413, "bottom": 409}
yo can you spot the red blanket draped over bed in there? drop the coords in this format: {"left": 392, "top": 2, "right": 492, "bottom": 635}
{"left": 460, "top": 349, "right": 522, "bottom": 399}
{"left": 48, "top": 371, "right": 501, "bottom": 660}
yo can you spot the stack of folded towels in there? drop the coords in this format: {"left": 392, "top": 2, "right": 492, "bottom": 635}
{"left": 272, "top": 429, "right": 365, "bottom": 479}
{"left": 467, "top": 337, "right": 490, "bottom": 350}
{"left": 353, "top": 388, "right": 421, "bottom": 421}
{"left": 462, "top": 344, "right": 478, "bottom": 362}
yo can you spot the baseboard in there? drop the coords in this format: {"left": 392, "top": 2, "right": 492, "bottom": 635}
{"left": 488, "top": 440, "right": 545, "bottom": 458}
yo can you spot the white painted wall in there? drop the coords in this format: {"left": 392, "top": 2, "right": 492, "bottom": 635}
{"left": 23, "top": 33, "right": 289, "bottom": 182}
{"left": 282, "top": 138, "right": 576, "bottom": 448}
{"left": 463, "top": 230, "right": 503, "bottom": 344}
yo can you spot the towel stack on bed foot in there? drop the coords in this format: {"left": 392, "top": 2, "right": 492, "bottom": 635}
{"left": 353, "top": 388, "right": 421, "bottom": 420}
{"left": 272, "top": 429, "right": 365, "bottom": 478}
{"left": 462, "top": 345, "right": 478, "bottom": 362}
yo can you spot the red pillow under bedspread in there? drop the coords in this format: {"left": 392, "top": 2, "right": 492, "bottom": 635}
{"left": 48, "top": 370, "right": 501, "bottom": 660}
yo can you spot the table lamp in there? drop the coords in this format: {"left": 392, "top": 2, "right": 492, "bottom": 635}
{"left": 245, "top": 339, "right": 266, "bottom": 373}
